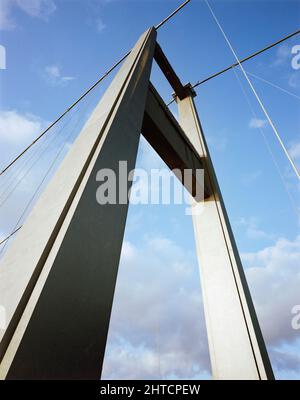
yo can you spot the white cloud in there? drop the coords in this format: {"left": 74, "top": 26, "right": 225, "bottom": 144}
{"left": 288, "top": 72, "right": 300, "bottom": 89}
{"left": 241, "top": 170, "right": 262, "bottom": 185}
{"left": 102, "top": 236, "right": 211, "bottom": 379}
{"left": 249, "top": 118, "right": 268, "bottom": 129}
{"left": 0, "top": 110, "right": 45, "bottom": 144}
{"left": 0, "top": 110, "right": 51, "bottom": 253}
{"left": 235, "top": 217, "right": 274, "bottom": 241}
{"left": 206, "top": 133, "right": 227, "bottom": 152}
{"left": 0, "top": 231, "right": 6, "bottom": 243}
{"left": 103, "top": 340, "right": 162, "bottom": 380}
{"left": 289, "top": 141, "right": 300, "bottom": 160}
{"left": 247, "top": 228, "right": 272, "bottom": 240}
{"left": 44, "top": 65, "right": 75, "bottom": 86}
{"left": 103, "top": 230, "right": 300, "bottom": 379}
{"left": 269, "top": 346, "right": 300, "bottom": 380}
{"left": 16, "top": 0, "right": 56, "bottom": 19}
{"left": 96, "top": 17, "right": 106, "bottom": 33}
{"left": 243, "top": 235, "right": 300, "bottom": 349}
{"left": 0, "top": 0, "right": 56, "bottom": 30}
{"left": 138, "top": 136, "right": 165, "bottom": 171}
{"left": 0, "top": 1, "right": 15, "bottom": 30}
{"left": 273, "top": 44, "right": 291, "bottom": 67}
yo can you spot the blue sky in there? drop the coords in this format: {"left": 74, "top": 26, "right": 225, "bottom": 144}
{"left": 0, "top": 0, "right": 300, "bottom": 379}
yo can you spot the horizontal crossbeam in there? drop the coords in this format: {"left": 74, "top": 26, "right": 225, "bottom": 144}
{"left": 142, "top": 82, "right": 211, "bottom": 199}
{"left": 154, "top": 43, "right": 187, "bottom": 100}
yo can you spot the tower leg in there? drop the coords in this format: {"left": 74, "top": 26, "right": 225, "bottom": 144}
{"left": 0, "top": 28, "right": 156, "bottom": 379}
{"left": 177, "top": 88, "right": 274, "bottom": 380}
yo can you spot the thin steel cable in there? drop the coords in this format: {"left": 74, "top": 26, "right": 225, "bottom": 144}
{"left": 233, "top": 67, "right": 300, "bottom": 221}
{"left": 0, "top": 103, "right": 88, "bottom": 256}
{"left": 0, "top": 76, "right": 98, "bottom": 205}
{"left": 0, "top": 53, "right": 129, "bottom": 177}
{"left": 0, "top": 121, "right": 67, "bottom": 201}
{"left": 0, "top": 83, "right": 104, "bottom": 254}
{"left": 0, "top": 150, "right": 62, "bottom": 256}
{"left": 204, "top": 0, "right": 300, "bottom": 180}
{"left": 167, "top": 27, "right": 300, "bottom": 107}
{"left": 244, "top": 70, "right": 300, "bottom": 101}
{"left": 155, "top": 0, "right": 191, "bottom": 29}
{"left": 0, "top": 135, "right": 50, "bottom": 197}
{"left": 0, "top": 226, "right": 22, "bottom": 247}
{"left": 0, "top": 109, "right": 75, "bottom": 208}
{"left": 156, "top": 316, "right": 162, "bottom": 380}
{"left": 0, "top": 117, "right": 64, "bottom": 193}
{"left": 192, "top": 28, "right": 300, "bottom": 89}
{"left": 0, "top": 0, "right": 192, "bottom": 178}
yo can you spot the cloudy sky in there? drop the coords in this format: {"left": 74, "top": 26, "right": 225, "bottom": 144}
{"left": 0, "top": 0, "right": 300, "bottom": 380}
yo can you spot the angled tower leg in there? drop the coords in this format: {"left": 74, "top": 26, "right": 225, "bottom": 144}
{"left": 176, "top": 87, "right": 274, "bottom": 380}
{"left": 0, "top": 27, "right": 156, "bottom": 379}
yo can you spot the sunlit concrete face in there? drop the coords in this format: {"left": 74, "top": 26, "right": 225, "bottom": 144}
{"left": 177, "top": 93, "right": 274, "bottom": 380}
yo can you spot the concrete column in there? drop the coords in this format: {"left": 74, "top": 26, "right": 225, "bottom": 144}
{"left": 177, "top": 88, "right": 274, "bottom": 380}
{"left": 0, "top": 28, "right": 156, "bottom": 379}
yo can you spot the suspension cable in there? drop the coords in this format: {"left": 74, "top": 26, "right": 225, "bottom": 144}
{"left": 155, "top": 0, "right": 191, "bottom": 29}
{"left": 0, "top": 110, "right": 75, "bottom": 208}
{"left": 0, "top": 227, "right": 22, "bottom": 247}
{"left": 192, "top": 28, "right": 300, "bottom": 89}
{"left": 233, "top": 67, "right": 300, "bottom": 220}
{"left": 0, "top": 53, "right": 129, "bottom": 177}
{"left": 244, "top": 70, "right": 300, "bottom": 101}
{"left": 167, "top": 27, "right": 300, "bottom": 107}
{"left": 204, "top": 0, "right": 300, "bottom": 180}
{"left": 0, "top": 0, "right": 191, "bottom": 178}
{"left": 0, "top": 93, "right": 93, "bottom": 256}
